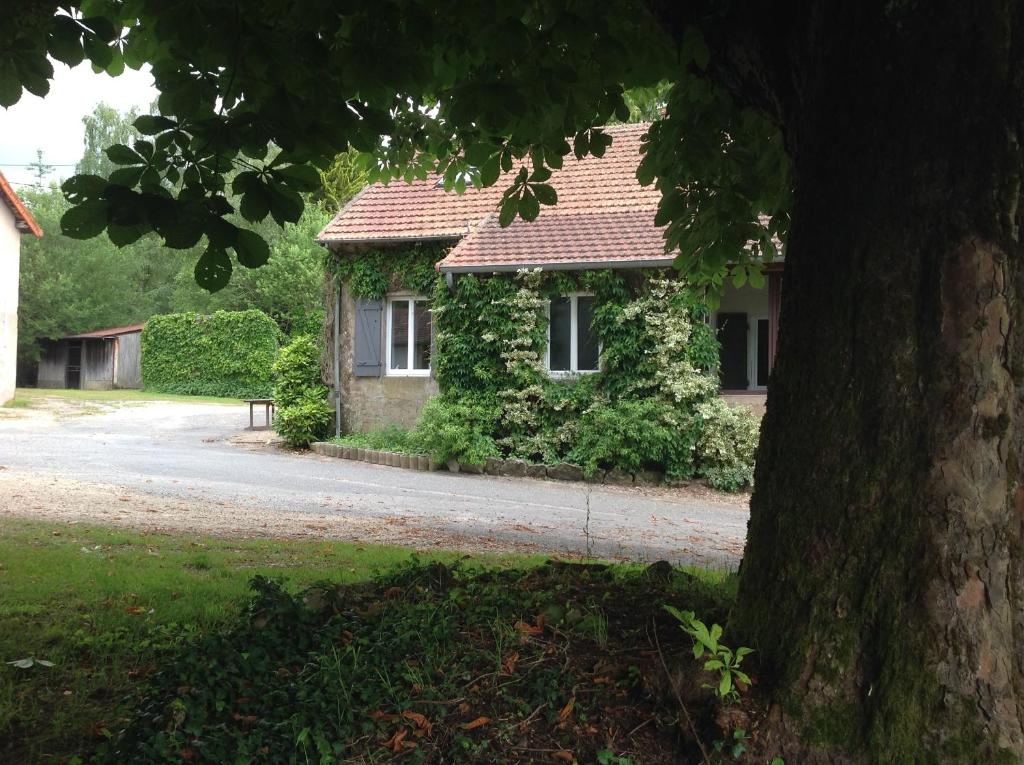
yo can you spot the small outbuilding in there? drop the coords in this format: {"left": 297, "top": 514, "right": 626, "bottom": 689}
{"left": 37, "top": 323, "right": 144, "bottom": 391}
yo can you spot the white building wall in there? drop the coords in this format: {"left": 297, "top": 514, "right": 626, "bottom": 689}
{"left": 0, "top": 204, "right": 20, "bottom": 405}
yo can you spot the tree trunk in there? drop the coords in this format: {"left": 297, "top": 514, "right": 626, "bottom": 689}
{"left": 735, "top": 3, "right": 1024, "bottom": 762}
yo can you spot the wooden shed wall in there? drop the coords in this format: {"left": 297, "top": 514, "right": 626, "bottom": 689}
{"left": 81, "top": 339, "right": 114, "bottom": 390}
{"left": 114, "top": 331, "right": 142, "bottom": 389}
{"left": 37, "top": 341, "right": 67, "bottom": 388}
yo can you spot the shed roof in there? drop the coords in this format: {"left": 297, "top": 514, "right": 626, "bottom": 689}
{"left": 0, "top": 172, "right": 42, "bottom": 237}
{"left": 317, "top": 123, "right": 672, "bottom": 272}
{"left": 64, "top": 323, "right": 145, "bottom": 340}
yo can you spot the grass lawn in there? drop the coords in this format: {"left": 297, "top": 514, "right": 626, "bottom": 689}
{"left": 5, "top": 387, "right": 243, "bottom": 407}
{"left": 0, "top": 519, "right": 541, "bottom": 764}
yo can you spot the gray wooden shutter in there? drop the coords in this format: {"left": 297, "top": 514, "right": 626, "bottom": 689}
{"left": 353, "top": 298, "right": 383, "bottom": 377}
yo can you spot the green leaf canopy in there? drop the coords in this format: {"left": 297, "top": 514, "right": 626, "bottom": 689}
{"left": 3, "top": 1, "right": 789, "bottom": 291}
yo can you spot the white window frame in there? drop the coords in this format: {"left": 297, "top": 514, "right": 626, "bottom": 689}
{"left": 545, "top": 292, "right": 601, "bottom": 377}
{"left": 385, "top": 295, "right": 431, "bottom": 377}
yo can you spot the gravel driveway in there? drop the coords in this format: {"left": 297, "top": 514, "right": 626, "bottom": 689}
{"left": 0, "top": 397, "right": 749, "bottom": 568}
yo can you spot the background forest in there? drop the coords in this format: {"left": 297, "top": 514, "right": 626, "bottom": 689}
{"left": 13, "top": 103, "right": 367, "bottom": 381}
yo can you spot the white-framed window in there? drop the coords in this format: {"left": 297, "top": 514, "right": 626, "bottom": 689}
{"left": 714, "top": 311, "right": 770, "bottom": 391}
{"left": 546, "top": 293, "right": 600, "bottom": 375}
{"left": 385, "top": 296, "right": 432, "bottom": 376}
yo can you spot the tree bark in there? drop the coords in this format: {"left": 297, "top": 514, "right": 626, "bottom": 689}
{"left": 732, "top": 2, "right": 1024, "bottom": 762}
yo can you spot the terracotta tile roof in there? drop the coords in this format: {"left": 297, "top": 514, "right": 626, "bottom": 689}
{"left": 319, "top": 180, "right": 505, "bottom": 244}
{"left": 65, "top": 323, "right": 145, "bottom": 339}
{"left": 317, "top": 123, "right": 672, "bottom": 271}
{"left": 439, "top": 210, "right": 675, "bottom": 272}
{"left": 0, "top": 172, "right": 42, "bottom": 237}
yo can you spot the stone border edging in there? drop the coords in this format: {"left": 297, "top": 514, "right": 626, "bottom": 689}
{"left": 309, "top": 443, "right": 665, "bottom": 487}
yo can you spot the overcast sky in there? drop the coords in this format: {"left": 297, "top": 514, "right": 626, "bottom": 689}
{"left": 0, "top": 61, "right": 158, "bottom": 190}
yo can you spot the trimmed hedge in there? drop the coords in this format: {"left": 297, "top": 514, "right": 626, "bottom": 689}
{"left": 141, "top": 310, "right": 280, "bottom": 398}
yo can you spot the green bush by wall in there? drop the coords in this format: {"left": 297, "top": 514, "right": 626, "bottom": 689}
{"left": 272, "top": 334, "right": 332, "bottom": 446}
{"left": 141, "top": 310, "right": 280, "bottom": 398}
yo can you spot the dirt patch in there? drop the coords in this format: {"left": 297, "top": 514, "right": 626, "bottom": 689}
{"left": 587, "top": 478, "right": 750, "bottom": 509}
{"left": 0, "top": 396, "right": 145, "bottom": 422}
{"left": 226, "top": 429, "right": 286, "bottom": 449}
{"left": 0, "top": 470, "right": 542, "bottom": 556}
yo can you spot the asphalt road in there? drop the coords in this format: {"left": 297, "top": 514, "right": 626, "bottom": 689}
{"left": 0, "top": 400, "right": 749, "bottom": 568}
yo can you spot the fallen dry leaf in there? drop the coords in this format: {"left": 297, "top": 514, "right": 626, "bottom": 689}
{"left": 460, "top": 716, "right": 490, "bottom": 731}
{"left": 382, "top": 727, "right": 407, "bottom": 753}
{"left": 552, "top": 751, "right": 574, "bottom": 762}
{"left": 501, "top": 651, "right": 520, "bottom": 675}
{"left": 514, "top": 620, "right": 543, "bottom": 636}
{"left": 402, "top": 710, "right": 432, "bottom": 734}
{"left": 558, "top": 697, "right": 575, "bottom": 721}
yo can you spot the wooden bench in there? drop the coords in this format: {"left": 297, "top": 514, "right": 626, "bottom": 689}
{"left": 244, "top": 398, "right": 274, "bottom": 431}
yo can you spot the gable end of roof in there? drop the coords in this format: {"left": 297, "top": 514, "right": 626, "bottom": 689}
{"left": 0, "top": 172, "right": 42, "bottom": 237}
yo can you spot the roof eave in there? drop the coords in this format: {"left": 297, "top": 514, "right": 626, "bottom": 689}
{"left": 0, "top": 173, "right": 42, "bottom": 237}
{"left": 318, "top": 233, "right": 462, "bottom": 247}
{"left": 437, "top": 257, "right": 678, "bottom": 274}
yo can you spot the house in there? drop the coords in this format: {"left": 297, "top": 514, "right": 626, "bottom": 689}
{"left": 0, "top": 173, "right": 42, "bottom": 405}
{"left": 36, "top": 323, "right": 144, "bottom": 391}
{"left": 317, "top": 122, "right": 781, "bottom": 434}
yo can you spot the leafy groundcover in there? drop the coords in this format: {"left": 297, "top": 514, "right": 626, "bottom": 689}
{"left": 88, "top": 560, "right": 738, "bottom": 764}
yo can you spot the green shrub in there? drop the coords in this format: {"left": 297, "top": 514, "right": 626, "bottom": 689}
{"left": 284, "top": 309, "right": 324, "bottom": 340}
{"left": 410, "top": 395, "right": 500, "bottom": 467}
{"left": 685, "top": 318, "right": 721, "bottom": 374}
{"left": 694, "top": 399, "right": 760, "bottom": 491}
{"left": 332, "top": 425, "right": 414, "bottom": 452}
{"left": 272, "top": 334, "right": 322, "bottom": 408}
{"left": 141, "top": 310, "right": 279, "bottom": 398}
{"left": 568, "top": 398, "right": 699, "bottom": 478}
{"left": 273, "top": 390, "right": 333, "bottom": 447}
{"left": 272, "top": 334, "right": 330, "bottom": 446}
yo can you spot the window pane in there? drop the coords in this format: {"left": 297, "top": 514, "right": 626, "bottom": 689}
{"left": 576, "top": 296, "right": 599, "bottom": 371}
{"left": 756, "top": 318, "right": 770, "bottom": 387}
{"left": 390, "top": 300, "right": 409, "bottom": 369}
{"left": 413, "top": 301, "right": 431, "bottom": 370}
{"left": 549, "top": 297, "right": 571, "bottom": 371}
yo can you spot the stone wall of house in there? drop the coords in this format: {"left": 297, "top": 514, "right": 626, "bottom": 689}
{"left": 335, "top": 281, "right": 437, "bottom": 433}
{"left": 721, "top": 392, "right": 767, "bottom": 417}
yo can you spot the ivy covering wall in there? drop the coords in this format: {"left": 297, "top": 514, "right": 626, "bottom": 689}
{"left": 331, "top": 244, "right": 446, "bottom": 299}
{"left": 141, "top": 310, "right": 280, "bottom": 398}
{"left": 331, "top": 248, "right": 760, "bottom": 490}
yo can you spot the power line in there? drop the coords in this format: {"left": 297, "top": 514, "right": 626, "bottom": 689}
{"left": 0, "top": 162, "right": 78, "bottom": 167}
